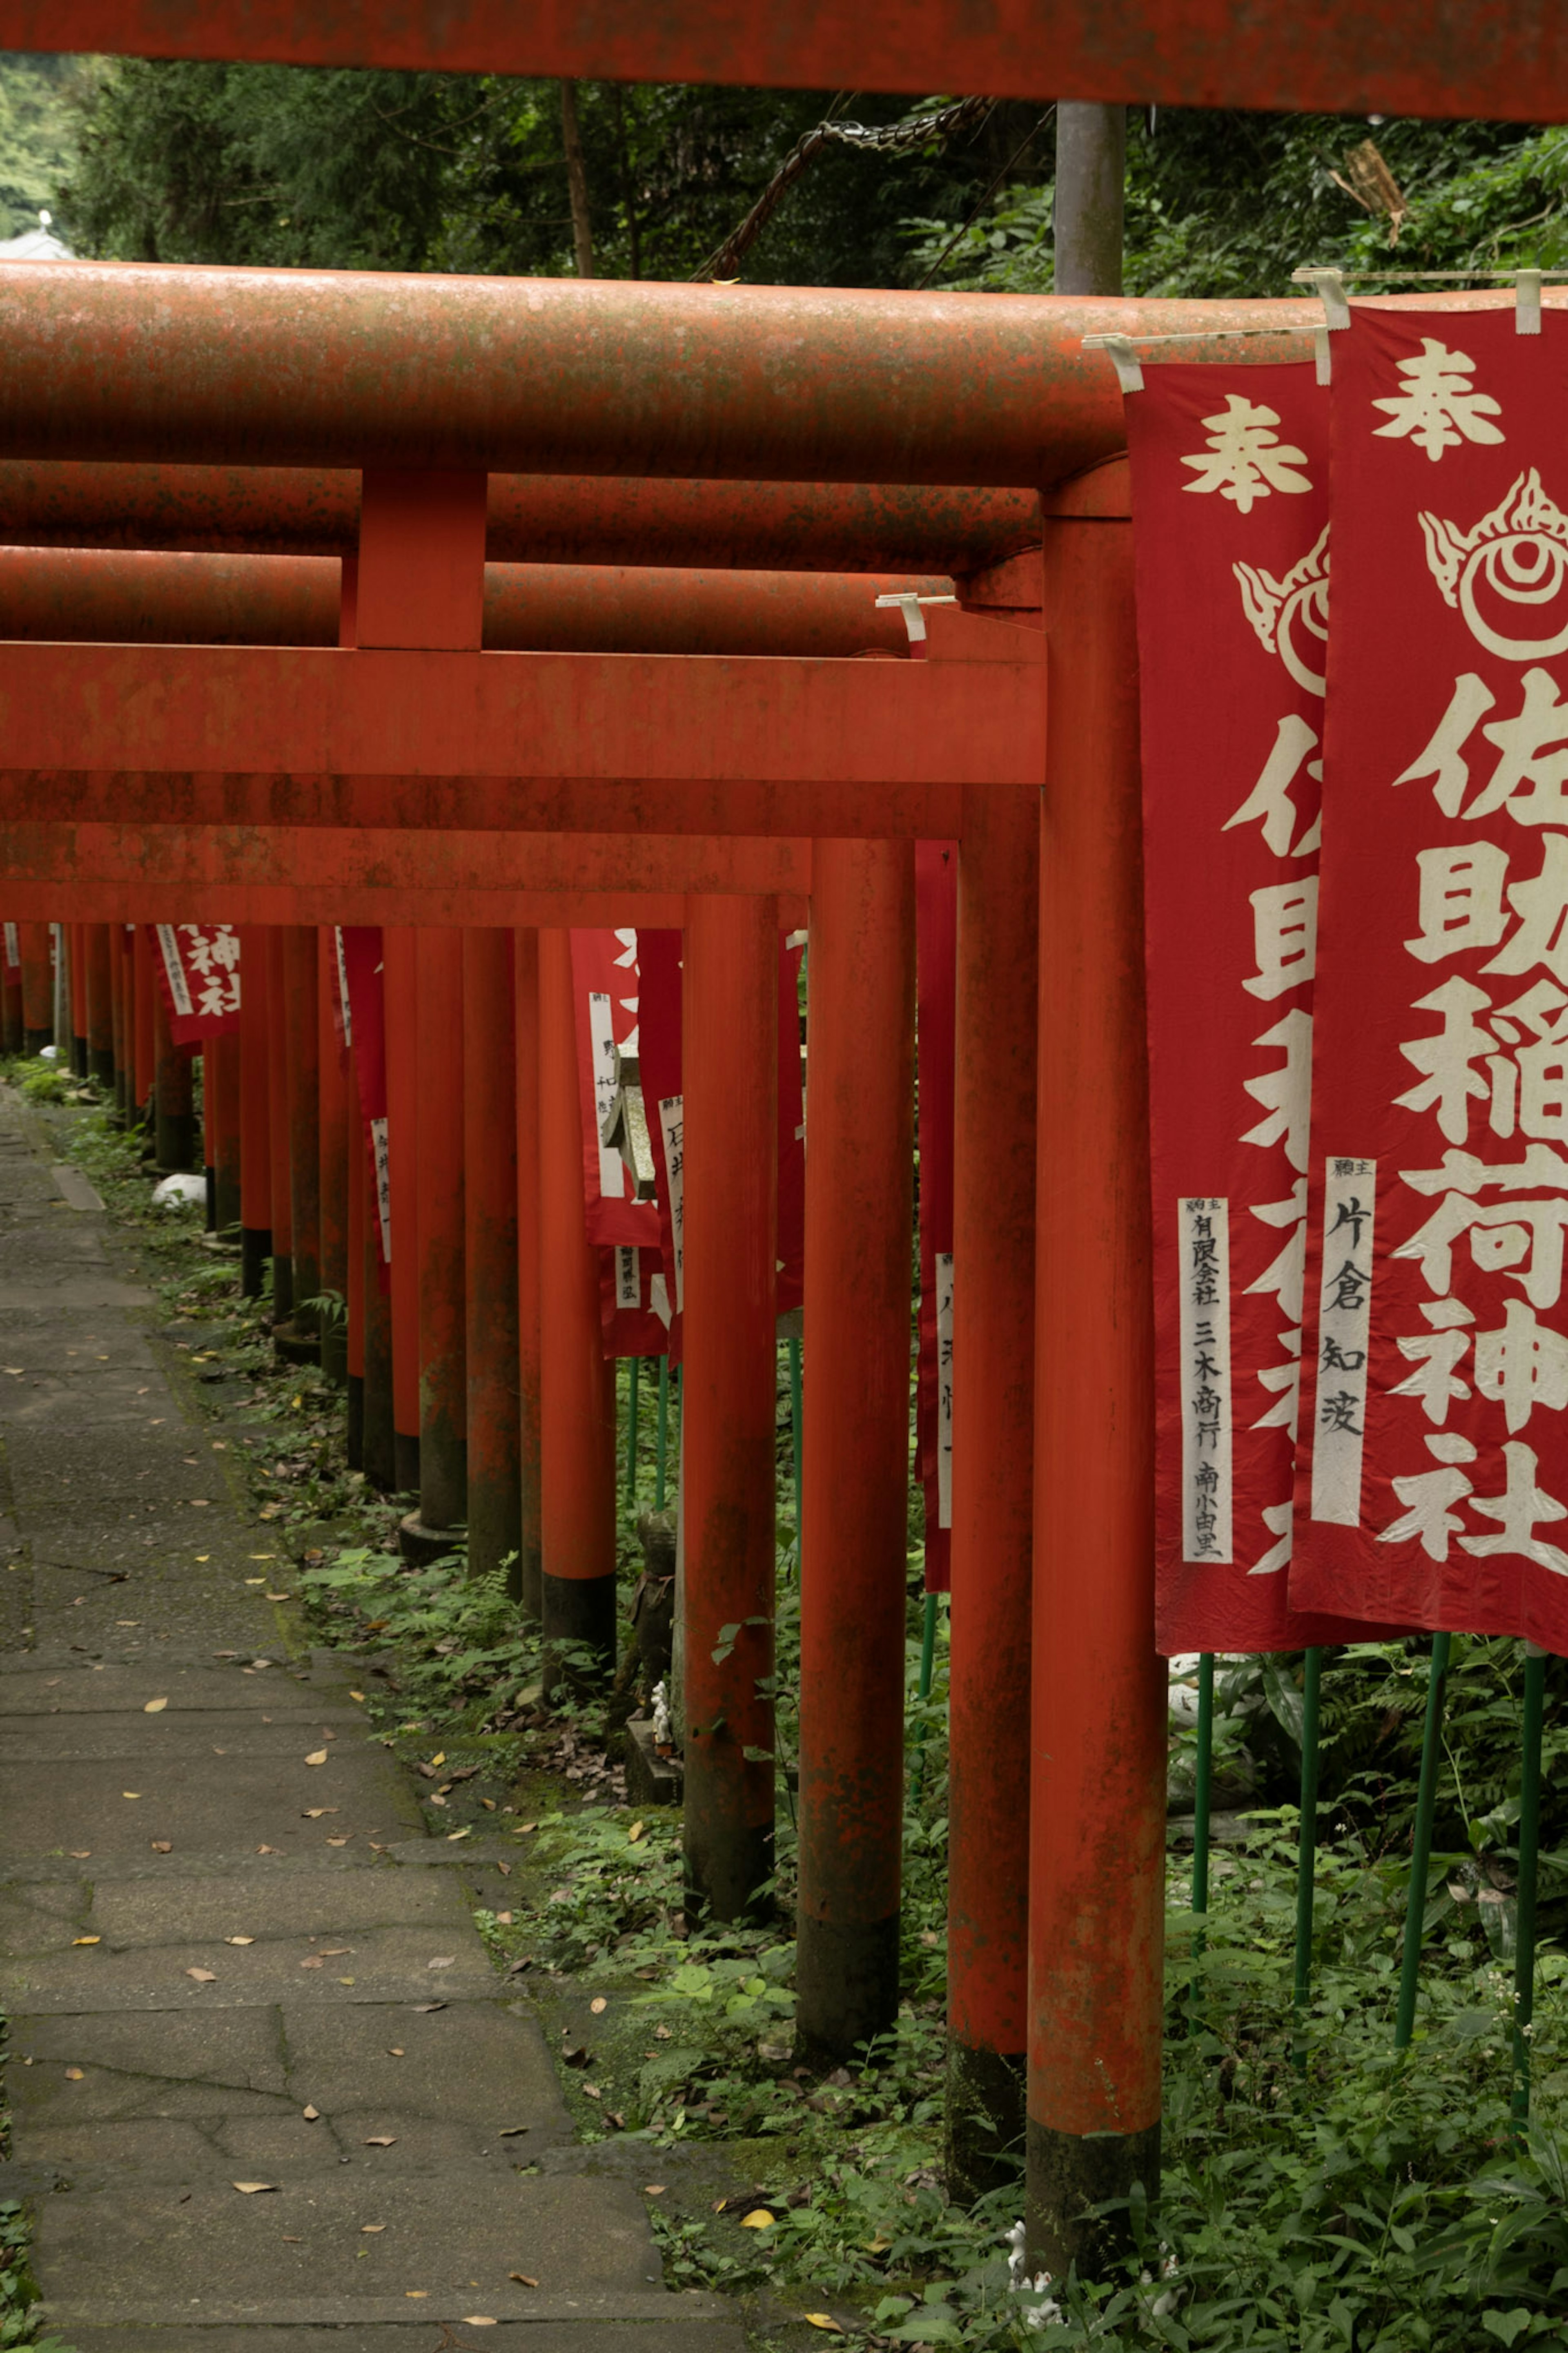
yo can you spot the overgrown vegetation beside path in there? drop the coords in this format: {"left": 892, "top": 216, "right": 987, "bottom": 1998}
{"left": 12, "top": 1069, "right": 1568, "bottom": 2348}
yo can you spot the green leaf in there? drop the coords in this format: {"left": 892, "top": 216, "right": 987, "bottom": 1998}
{"left": 1482, "top": 2312, "right": 1535, "bottom": 2346}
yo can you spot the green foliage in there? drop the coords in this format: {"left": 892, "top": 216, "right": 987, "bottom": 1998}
{"left": 0, "top": 53, "right": 86, "bottom": 240}
{"left": 907, "top": 113, "right": 1568, "bottom": 297}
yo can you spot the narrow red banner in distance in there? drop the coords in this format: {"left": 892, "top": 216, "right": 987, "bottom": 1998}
{"left": 340, "top": 923, "right": 390, "bottom": 1266}
{"left": 1295, "top": 303, "right": 1568, "bottom": 1652}
{"left": 150, "top": 921, "right": 241, "bottom": 1045}
{"left": 570, "top": 928, "right": 662, "bottom": 1252}
{"left": 1129, "top": 358, "right": 1365, "bottom": 1652}
{"left": 915, "top": 841, "right": 956, "bottom": 1596}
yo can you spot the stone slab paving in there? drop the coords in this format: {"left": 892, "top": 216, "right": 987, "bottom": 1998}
{"left": 0, "top": 1090, "right": 739, "bottom": 2351}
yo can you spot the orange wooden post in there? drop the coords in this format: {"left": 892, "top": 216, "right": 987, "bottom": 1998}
{"left": 68, "top": 924, "right": 88, "bottom": 1077}
{"left": 946, "top": 773, "right": 1041, "bottom": 2193}
{"left": 401, "top": 925, "right": 466, "bottom": 1555}
{"left": 238, "top": 926, "right": 273, "bottom": 1297}
{"left": 109, "top": 924, "right": 128, "bottom": 1117}
{"left": 538, "top": 927, "right": 616, "bottom": 1667}
{"left": 1028, "top": 482, "right": 1165, "bottom": 2274}
{"left": 317, "top": 928, "right": 350, "bottom": 1384}
{"left": 85, "top": 925, "right": 113, "bottom": 1087}
{"left": 360, "top": 1116, "right": 396, "bottom": 1490}
{"left": 151, "top": 955, "right": 193, "bottom": 1171}
{"left": 682, "top": 893, "right": 779, "bottom": 1926}
{"left": 797, "top": 839, "right": 916, "bottom": 2056}
{"left": 345, "top": 1042, "right": 367, "bottom": 1459}
{"left": 209, "top": 1032, "right": 242, "bottom": 1234}
{"left": 133, "top": 923, "right": 156, "bottom": 1123}
{"left": 514, "top": 928, "right": 543, "bottom": 1617}
{"left": 265, "top": 929, "right": 294, "bottom": 1322}
{"left": 0, "top": 935, "right": 20, "bottom": 1057}
{"left": 278, "top": 925, "right": 322, "bottom": 1357}
{"left": 18, "top": 920, "right": 53, "bottom": 1055}
{"left": 383, "top": 923, "right": 421, "bottom": 1494}
{"left": 464, "top": 927, "right": 521, "bottom": 1584}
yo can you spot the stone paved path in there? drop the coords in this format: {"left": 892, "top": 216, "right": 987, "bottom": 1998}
{"left": 0, "top": 1088, "right": 739, "bottom": 2352}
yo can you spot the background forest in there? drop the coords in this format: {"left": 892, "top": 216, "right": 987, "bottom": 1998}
{"left": 3, "top": 49, "right": 1568, "bottom": 294}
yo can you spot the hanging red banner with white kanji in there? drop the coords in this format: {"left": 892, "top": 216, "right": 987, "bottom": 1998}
{"left": 1294, "top": 299, "right": 1568, "bottom": 1650}
{"left": 915, "top": 841, "right": 956, "bottom": 1596}
{"left": 1129, "top": 356, "right": 1368, "bottom": 1652}
{"left": 570, "top": 929, "right": 662, "bottom": 1253}
{"left": 151, "top": 923, "right": 241, "bottom": 1045}
{"left": 340, "top": 925, "right": 390, "bottom": 1268}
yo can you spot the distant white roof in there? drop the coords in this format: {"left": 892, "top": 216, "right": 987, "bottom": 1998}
{"left": 0, "top": 222, "right": 73, "bottom": 261}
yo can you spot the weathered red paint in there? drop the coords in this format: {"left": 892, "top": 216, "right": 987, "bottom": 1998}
{"left": 0, "top": 640, "right": 1035, "bottom": 796}
{"left": 17, "top": 919, "right": 51, "bottom": 1050}
{"left": 382, "top": 925, "right": 421, "bottom": 1485}
{"left": 1028, "top": 479, "right": 1166, "bottom": 2268}
{"left": 282, "top": 925, "right": 322, "bottom": 1334}
{"left": 238, "top": 926, "right": 273, "bottom": 1251}
{"left": 513, "top": 928, "right": 543, "bottom": 1619}
{"left": 0, "top": 545, "right": 947, "bottom": 658}
{"left": 133, "top": 921, "right": 156, "bottom": 1109}
{"left": 537, "top": 928, "right": 617, "bottom": 1662}
{"left": 317, "top": 928, "right": 350, "bottom": 1382}
{"left": 265, "top": 930, "right": 293, "bottom": 1316}
{"left": 411, "top": 926, "right": 467, "bottom": 1537}
{"left": 463, "top": 926, "right": 521, "bottom": 1586}
{"left": 796, "top": 837, "right": 916, "bottom": 2057}
{"left": 84, "top": 923, "right": 111, "bottom": 1085}
{"left": 681, "top": 893, "right": 779, "bottom": 1925}
{"left": 0, "top": 463, "right": 1040, "bottom": 575}
{"left": 0, "top": 266, "right": 1317, "bottom": 484}
{"left": 2, "top": 0, "right": 1552, "bottom": 121}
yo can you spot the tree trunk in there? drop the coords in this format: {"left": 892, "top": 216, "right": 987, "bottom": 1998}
{"left": 560, "top": 81, "right": 596, "bottom": 279}
{"left": 1054, "top": 103, "right": 1125, "bottom": 294}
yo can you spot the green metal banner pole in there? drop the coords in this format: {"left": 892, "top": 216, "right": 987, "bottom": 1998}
{"left": 918, "top": 1589, "right": 938, "bottom": 1702}
{"left": 1190, "top": 1651, "right": 1214, "bottom": 2015}
{"left": 1292, "top": 1646, "right": 1324, "bottom": 2067}
{"left": 655, "top": 1354, "right": 670, "bottom": 1510}
{"left": 1394, "top": 1629, "right": 1452, "bottom": 2054}
{"left": 625, "top": 1357, "right": 641, "bottom": 1504}
{"left": 1512, "top": 1643, "right": 1547, "bottom": 2138}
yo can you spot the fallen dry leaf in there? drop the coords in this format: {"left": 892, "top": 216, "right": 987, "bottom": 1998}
{"left": 69, "top": 1850, "right": 91, "bottom": 1859}
{"left": 741, "top": 2209, "right": 775, "bottom": 2230}
{"left": 303, "top": 1808, "right": 336, "bottom": 1820}
{"left": 338, "top": 1977, "right": 356, "bottom": 1985}
{"left": 361, "top": 2222, "right": 386, "bottom": 2233}
{"left": 326, "top": 1836, "right": 349, "bottom": 1847}
{"left": 446, "top": 1826, "right": 470, "bottom": 1842}
{"left": 628, "top": 1820, "right": 646, "bottom": 1843}
{"left": 495, "top": 1911, "right": 513, "bottom": 1927}
{"left": 405, "top": 2290, "right": 428, "bottom": 2298}
{"left": 427, "top": 1956, "right": 455, "bottom": 1970}
{"left": 388, "top": 2047, "right": 405, "bottom": 2057}
{"left": 143, "top": 1697, "right": 168, "bottom": 1714}
{"left": 256, "top": 1845, "right": 281, "bottom": 1855}
{"left": 462, "top": 2320, "right": 497, "bottom": 2329}
{"left": 644, "top": 2185, "right": 666, "bottom": 2195}
{"left": 495, "top": 1861, "right": 512, "bottom": 1878}
{"left": 72, "top": 1936, "right": 100, "bottom": 1947}
{"left": 151, "top": 1841, "right": 172, "bottom": 1854}
{"left": 320, "top": 1947, "right": 350, "bottom": 1957}
{"left": 232, "top": 2181, "right": 279, "bottom": 2195}
{"left": 298, "top": 1957, "right": 324, "bottom": 1971}
{"left": 590, "top": 1996, "right": 608, "bottom": 2015}
{"left": 497, "top": 2124, "right": 530, "bottom": 2137}
{"left": 510, "top": 2273, "right": 540, "bottom": 2287}
{"left": 186, "top": 1967, "right": 217, "bottom": 1983}
{"left": 349, "top": 1690, "right": 365, "bottom": 1702}
{"left": 65, "top": 2067, "right": 83, "bottom": 2082}
{"left": 302, "top": 2104, "right": 320, "bottom": 2121}
{"left": 412, "top": 2001, "right": 445, "bottom": 2013}
{"left": 428, "top": 1751, "right": 446, "bottom": 1768}
{"left": 304, "top": 1750, "right": 328, "bottom": 1767}
{"left": 265, "top": 1592, "right": 291, "bottom": 1603}
{"left": 225, "top": 1935, "right": 254, "bottom": 1947}
{"left": 363, "top": 2135, "right": 396, "bottom": 2147}
{"left": 804, "top": 2319, "right": 845, "bottom": 2334}
{"left": 122, "top": 1791, "right": 141, "bottom": 1801}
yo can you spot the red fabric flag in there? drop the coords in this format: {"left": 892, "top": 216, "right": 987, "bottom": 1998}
{"left": 570, "top": 929, "right": 662, "bottom": 1251}
{"left": 599, "top": 1244, "right": 672, "bottom": 1358}
{"left": 151, "top": 923, "right": 241, "bottom": 1045}
{"left": 340, "top": 925, "right": 390, "bottom": 1269}
{"left": 915, "top": 841, "right": 956, "bottom": 1595}
{"left": 1129, "top": 357, "right": 1366, "bottom": 1652}
{"left": 1294, "top": 301, "right": 1568, "bottom": 1650}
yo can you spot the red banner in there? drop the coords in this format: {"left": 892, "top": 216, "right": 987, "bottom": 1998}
{"left": 1129, "top": 357, "right": 1368, "bottom": 1652}
{"left": 151, "top": 922, "right": 241, "bottom": 1045}
{"left": 571, "top": 928, "right": 662, "bottom": 1251}
{"left": 340, "top": 925, "right": 390, "bottom": 1268}
{"left": 1295, "top": 302, "right": 1568, "bottom": 1650}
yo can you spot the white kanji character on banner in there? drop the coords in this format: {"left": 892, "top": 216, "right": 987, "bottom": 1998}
{"left": 1396, "top": 1189, "right": 1568, "bottom": 1311}
{"left": 1180, "top": 396, "right": 1313, "bottom": 513}
{"left": 1243, "top": 879, "right": 1318, "bottom": 1001}
{"left": 1241, "top": 1008, "right": 1312, "bottom": 1171}
{"left": 1223, "top": 714, "right": 1321, "bottom": 856}
{"left": 181, "top": 925, "right": 216, "bottom": 980}
{"left": 1473, "top": 1295, "right": 1568, "bottom": 1432}
{"left": 1247, "top": 1497, "right": 1294, "bottom": 1577}
{"left": 1405, "top": 843, "right": 1509, "bottom": 964}
{"left": 1379, "top": 1431, "right": 1477, "bottom": 1558}
{"left": 1483, "top": 835, "right": 1568, "bottom": 987}
{"left": 1389, "top": 1293, "right": 1474, "bottom": 1423}
{"left": 1465, "top": 669, "right": 1568, "bottom": 825}
{"left": 1372, "top": 338, "right": 1504, "bottom": 462}
{"left": 1483, "top": 976, "right": 1568, "bottom": 1139}
{"left": 1395, "top": 976, "right": 1495, "bottom": 1143}
{"left": 1460, "top": 1440, "right": 1568, "bottom": 1575}
{"left": 1396, "top": 674, "right": 1497, "bottom": 816}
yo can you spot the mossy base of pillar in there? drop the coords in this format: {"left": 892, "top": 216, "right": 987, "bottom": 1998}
{"left": 320, "top": 1318, "right": 349, "bottom": 1387}
{"left": 240, "top": 1227, "right": 272, "bottom": 1298}
{"left": 945, "top": 2038, "right": 1026, "bottom": 2201}
{"left": 796, "top": 1913, "right": 900, "bottom": 2065}
{"left": 541, "top": 1570, "right": 616, "bottom": 1695}
{"left": 399, "top": 1510, "right": 464, "bottom": 1567}
{"left": 1025, "top": 2115, "right": 1161, "bottom": 2282}
{"left": 272, "top": 1316, "right": 321, "bottom": 1368}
